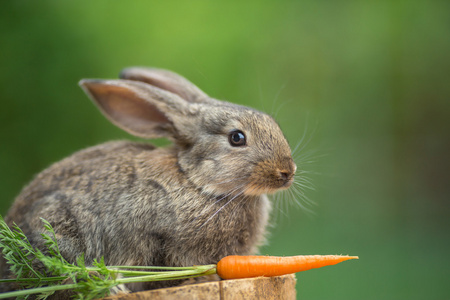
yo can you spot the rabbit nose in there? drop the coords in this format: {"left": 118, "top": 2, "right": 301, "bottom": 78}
{"left": 280, "top": 171, "right": 290, "bottom": 181}
{"left": 278, "top": 168, "right": 294, "bottom": 181}
{"left": 279, "top": 162, "right": 296, "bottom": 182}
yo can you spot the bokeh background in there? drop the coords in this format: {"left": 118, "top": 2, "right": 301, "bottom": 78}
{"left": 1, "top": 1, "right": 449, "bottom": 299}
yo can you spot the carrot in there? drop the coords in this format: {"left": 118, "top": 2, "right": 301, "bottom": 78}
{"left": 216, "top": 255, "right": 358, "bottom": 279}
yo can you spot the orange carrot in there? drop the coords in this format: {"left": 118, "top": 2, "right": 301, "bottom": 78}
{"left": 216, "top": 255, "right": 358, "bottom": 279}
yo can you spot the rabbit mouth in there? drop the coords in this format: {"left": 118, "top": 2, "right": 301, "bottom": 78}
{"left": 245, "top": 172, "right": 295, "bottom": 196}
{"left": 244, "top": 181, "right": 293, "bottom": 196}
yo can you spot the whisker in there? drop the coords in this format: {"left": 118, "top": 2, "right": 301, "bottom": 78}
{"left": 257, "top": 76, "right": 266, "bottom": 112}
{"left": 271, "top": 84, "right": 287, "bottom": 118}
{"left": 268, "top": 173, "right": 318, "bottom": 221}
{"left": 212, "top": 184, "right": 246, "bottom": 204}
{"left": 294, "top": 176, "right": 315, "bottom": 190}
{"left": 229, "top": 193, "right": 248, "bottom": 225}
{"left": 292, "top": 114, "right": 312, "bottom": 156}
{"left": 188, "top": 183, "right": 246, "bottom": 228}
{"left": 270, "top": 191, "right": 290, "bottom": 226}
{"left": 291, "top": 183, "right": 316, "bottom": 208}
{"left": 295, "top": 152, "right": 329, "bottom": 165}
{"left": 292, "top": 124, "right": 308, "bottom": 156}
{"left": 200, "top": 175, "right": 248, "bottom": 188}
{"left": 296, "top": 170, "right": 323, "bottom": 176}
{"left": 287, "top": 187, "right": 315, "bottom": 215}
{"left": 199, "top": 189, "right": 246, "bottom": 228}
{"left": 292, "top": 116, "right": 319, "bottom": 158}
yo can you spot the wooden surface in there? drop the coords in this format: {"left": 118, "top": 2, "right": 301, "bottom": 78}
{"left": 103, "top": 274, "right": 297, "bottom": 300}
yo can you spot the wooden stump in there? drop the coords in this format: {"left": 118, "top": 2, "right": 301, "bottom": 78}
{"left": 103, "top": 274, "right": 297, "bottom": 300}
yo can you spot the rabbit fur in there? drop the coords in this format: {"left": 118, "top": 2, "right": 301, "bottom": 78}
{"left": 0, "top": 67, "right": 296, "bottom": 293}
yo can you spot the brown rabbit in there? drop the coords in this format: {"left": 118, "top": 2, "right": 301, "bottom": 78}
{"left": 0, "top": 67, "right": 296, "bottom": 294}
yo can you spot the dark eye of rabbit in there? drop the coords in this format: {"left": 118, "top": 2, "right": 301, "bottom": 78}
{"left": 228, "top": 130, "right": 246, "bottom": 146}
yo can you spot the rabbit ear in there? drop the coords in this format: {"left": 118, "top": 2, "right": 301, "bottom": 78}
{"left": 79, "top": 79, "right": 190, "bottom": 139}
{"left": 119, "top": 67, "right": 209, "bottom": 103}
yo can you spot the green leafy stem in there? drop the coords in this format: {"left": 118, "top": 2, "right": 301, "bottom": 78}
{"left": 0, "top": 216, "right": 216, "bottom": 300}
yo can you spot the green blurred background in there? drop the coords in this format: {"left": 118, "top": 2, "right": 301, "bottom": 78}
{"left": 1, "top": 1, "right": 449, "bottom": 299}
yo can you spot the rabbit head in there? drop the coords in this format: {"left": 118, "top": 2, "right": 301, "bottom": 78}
{"left": 80, "top": 67, "right": 296, "bottom": 197}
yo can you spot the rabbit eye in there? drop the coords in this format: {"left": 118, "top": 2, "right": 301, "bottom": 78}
{"left": 228, "top": 130, "right": 246, "bottom": 146}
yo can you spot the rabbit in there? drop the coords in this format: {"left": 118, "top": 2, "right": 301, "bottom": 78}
{"left": 0, "top": 67, "right": 296, "bottom": 294}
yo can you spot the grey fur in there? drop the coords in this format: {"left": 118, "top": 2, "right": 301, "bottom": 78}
{"left": 1, "top": 67, "right": 296, "bottom": 294}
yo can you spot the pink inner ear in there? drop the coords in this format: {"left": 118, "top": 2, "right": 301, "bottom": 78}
{"left": 89, "top": 84, "right": 171, "bottom": 136}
